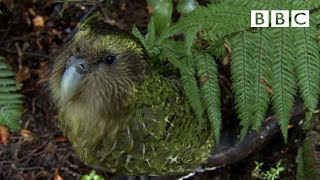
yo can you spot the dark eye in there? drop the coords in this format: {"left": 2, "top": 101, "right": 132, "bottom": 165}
{"left": 104, "top": 54, "right": 117, "bottom": 65}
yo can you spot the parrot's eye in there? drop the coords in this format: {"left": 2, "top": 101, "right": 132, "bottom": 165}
{"left": 103, "top": 54, "right": 117, "bottom": 65}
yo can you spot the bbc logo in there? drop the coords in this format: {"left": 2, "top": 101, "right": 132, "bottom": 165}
{"left": 251, "top": 10, "right": 309, "bottom": 27}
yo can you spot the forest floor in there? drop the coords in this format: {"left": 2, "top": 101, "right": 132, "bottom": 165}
{"left": 0, "top": 1, "right": 304, "bottom": 179}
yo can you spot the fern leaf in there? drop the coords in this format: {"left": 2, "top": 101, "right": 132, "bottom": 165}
{"left": 230, "top": 31, "right": 256, "bottom": 138}
{"left": 163, "top": 0, "right": 305, "bottom": 45}
{"left": 180, "top": 56, "right": 205, "bottom": 124}
{"left": 195, "top": 52, "right": 221, "bottom": 142}
{"left": 0, "top": 100, "right": 23, "bottom": 106}
{"left": 157, "top": 40, "right": 206, "bottom": 124}
{"left": 294, "top": 17, "right": 320, "bottom": 120}
{"left": 132, "top": 18, "right": 161, "bottom": 59}
{"left": 0, "top": 56, "right": 23, "bottom": 131}
{"left": 132, "top": 26, "right": 147, "bottom": 50}
{"left": 161, "top": 2, "right": 252, "bottom": 46}
{"left": 270, "top": 28, "right": 296, "bottom": 141}
{"left": 159, "top": 39, "right": 185, "bottom": 69}
{"left": 145, "top": 17, "right": 157, "bottom": 47}
{"left": 0, "top": 94, "right": 23, "bottom": 100}
{"left": 0, "top": 70, "right": 15, "bottom": 77}
{"left": 0, "top": 79, "right": 18, "bottom": 86}
{"left": 251, "top": 29, "right": 272, "bottom": 130}
{"left": 134, "top": 0, "right": 320, "bottom": 142}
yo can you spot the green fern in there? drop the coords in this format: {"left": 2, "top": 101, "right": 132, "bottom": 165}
{"left": 0, "top": 56, "right": 23, "bottom": 131}
{"left": 270, "top": 28, "right": 297, "bottom": 141}
{"left": 294, "top": 17, "right": 320, "bottom": 120}
{"left": 161, "top": 1, "right": 251, "bottom": 46}
{"left": 180, "top": 56, "right": 205, "bottom": 124}
{"left": 135, "top": 0, "right": 320, "bottom": 143}
{"left": 251, "top": 29, "right": 272, "bottom": 131}
{"left": 195, "top": 52, "right": 221, "bottom": 142}
{"left": 230, "top": 31, "right": 256, "bottom": 138}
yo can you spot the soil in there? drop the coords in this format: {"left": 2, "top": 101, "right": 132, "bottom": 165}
{"left": 0, "top": 1, "right": 304, "bottom": 179}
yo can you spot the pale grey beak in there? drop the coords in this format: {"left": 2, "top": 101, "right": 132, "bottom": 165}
{"left": 60, "top": 56, "right": 89, "bottom": 102}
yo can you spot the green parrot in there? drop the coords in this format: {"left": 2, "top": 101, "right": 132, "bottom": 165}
{"left": 49, "top": 16, "right": 214, "bottom": 176}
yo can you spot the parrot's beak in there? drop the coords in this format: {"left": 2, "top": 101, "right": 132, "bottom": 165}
{"left": 60, "top": 56, "right": 89, "bottom": 102}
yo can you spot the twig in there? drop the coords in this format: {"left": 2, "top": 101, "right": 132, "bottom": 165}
{"left": 16, "top": 140, "right": 50, "bottom": 163}
{"left": 15, "top": 42, "right": 23, "bottom": 69}
{"left": 16, "top": 166, "right": 44, "bottom": 171}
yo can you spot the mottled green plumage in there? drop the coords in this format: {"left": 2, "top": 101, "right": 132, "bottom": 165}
{"left": 50, "top": 16, "right": 214, "bottom": 175}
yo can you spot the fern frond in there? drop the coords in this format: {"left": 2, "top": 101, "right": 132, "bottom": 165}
{"left": 294, "top": 17, "right": 320, "bottom": 121}
{"left": 0, "top": 70, "right": 15, "bottom": 77}
{"left": 195, "top": 52, "right": 221, "bottom": 142}
{"left": 158, "top": 39, "right": 186, "bottom": 70}
{"left": 0, "top": 56, "right": 23, "bottom": 131}
{"left": 270, "top": 28, "right": 296, "bottom": 141}
{"left": 132, "top": 18, "right": 160, "bottom": 59}
{"left": 251, "top": 29, "right": 272, "bottom": 130}
{"left": 180, "top": 56, "right": 205, "bottom": 124}
{"left": 162, "top": 0, "right": 311, "bottom": 45}
{"left": 161, "top": 1, "right": 252, "bottom": 44}
{"left": 132, "top": 26, "right": 147, "bottom": 50}
{"left": 145, "top": 17, "right": 157, "bottom": 48}
{"left": 134, "top": 0, "right": 320, "bottom": 143}
{"left": 184, "top": 28, "right": 199, "bottom": 55}
{"left": 230, "top": 31, "right": 256, "bottom": 138}
{"left": 157, "top": 40, "right": 206, "bottom": 125}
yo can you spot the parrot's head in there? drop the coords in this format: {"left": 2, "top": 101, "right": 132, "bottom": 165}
{"left": 49, "top": 16, "right": 149, "bottom": 116}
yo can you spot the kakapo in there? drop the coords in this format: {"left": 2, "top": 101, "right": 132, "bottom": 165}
{"left": 49, "top": 16, "right": 214, "bottom": 176}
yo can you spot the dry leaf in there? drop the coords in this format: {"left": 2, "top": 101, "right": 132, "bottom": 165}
{"left": 27, "top": 8, "right": 36, "bottom": 16}
{"left": 16, "top": 66, "right": 31, "bottom": 83}
{"left": 266, "top": 86, "right": 274, "bottom": 95}
{"left": 146, "top": 5, "right": 153, "bottom": 14}
{"left": 32, "top": 15, "right": 44, "bottom": 29}
{"left": 54, "top": 135, "right": 68, "bottom": 143}
{"left": 223, "top": 41, "right": 231, "bottom": 66}
{"left": 21, "top": 129, "right": 35, "bottom": 142}
{"left": 54, "top": 169, "right": 63, "bottom": 180}
{"left": 34, "top": 170, "right": 50, "bottom": 179}
{"left": 199, "top": 75, "right": 209, "bottom": 85}
{"left": 260, "top": 78, "right": 273, "bottom": 95}
{"left": 37, "top": 62, "right": 49, "bottom": 80}
{"left": 0, "top": 125, "right": 10, "bottom": 144}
